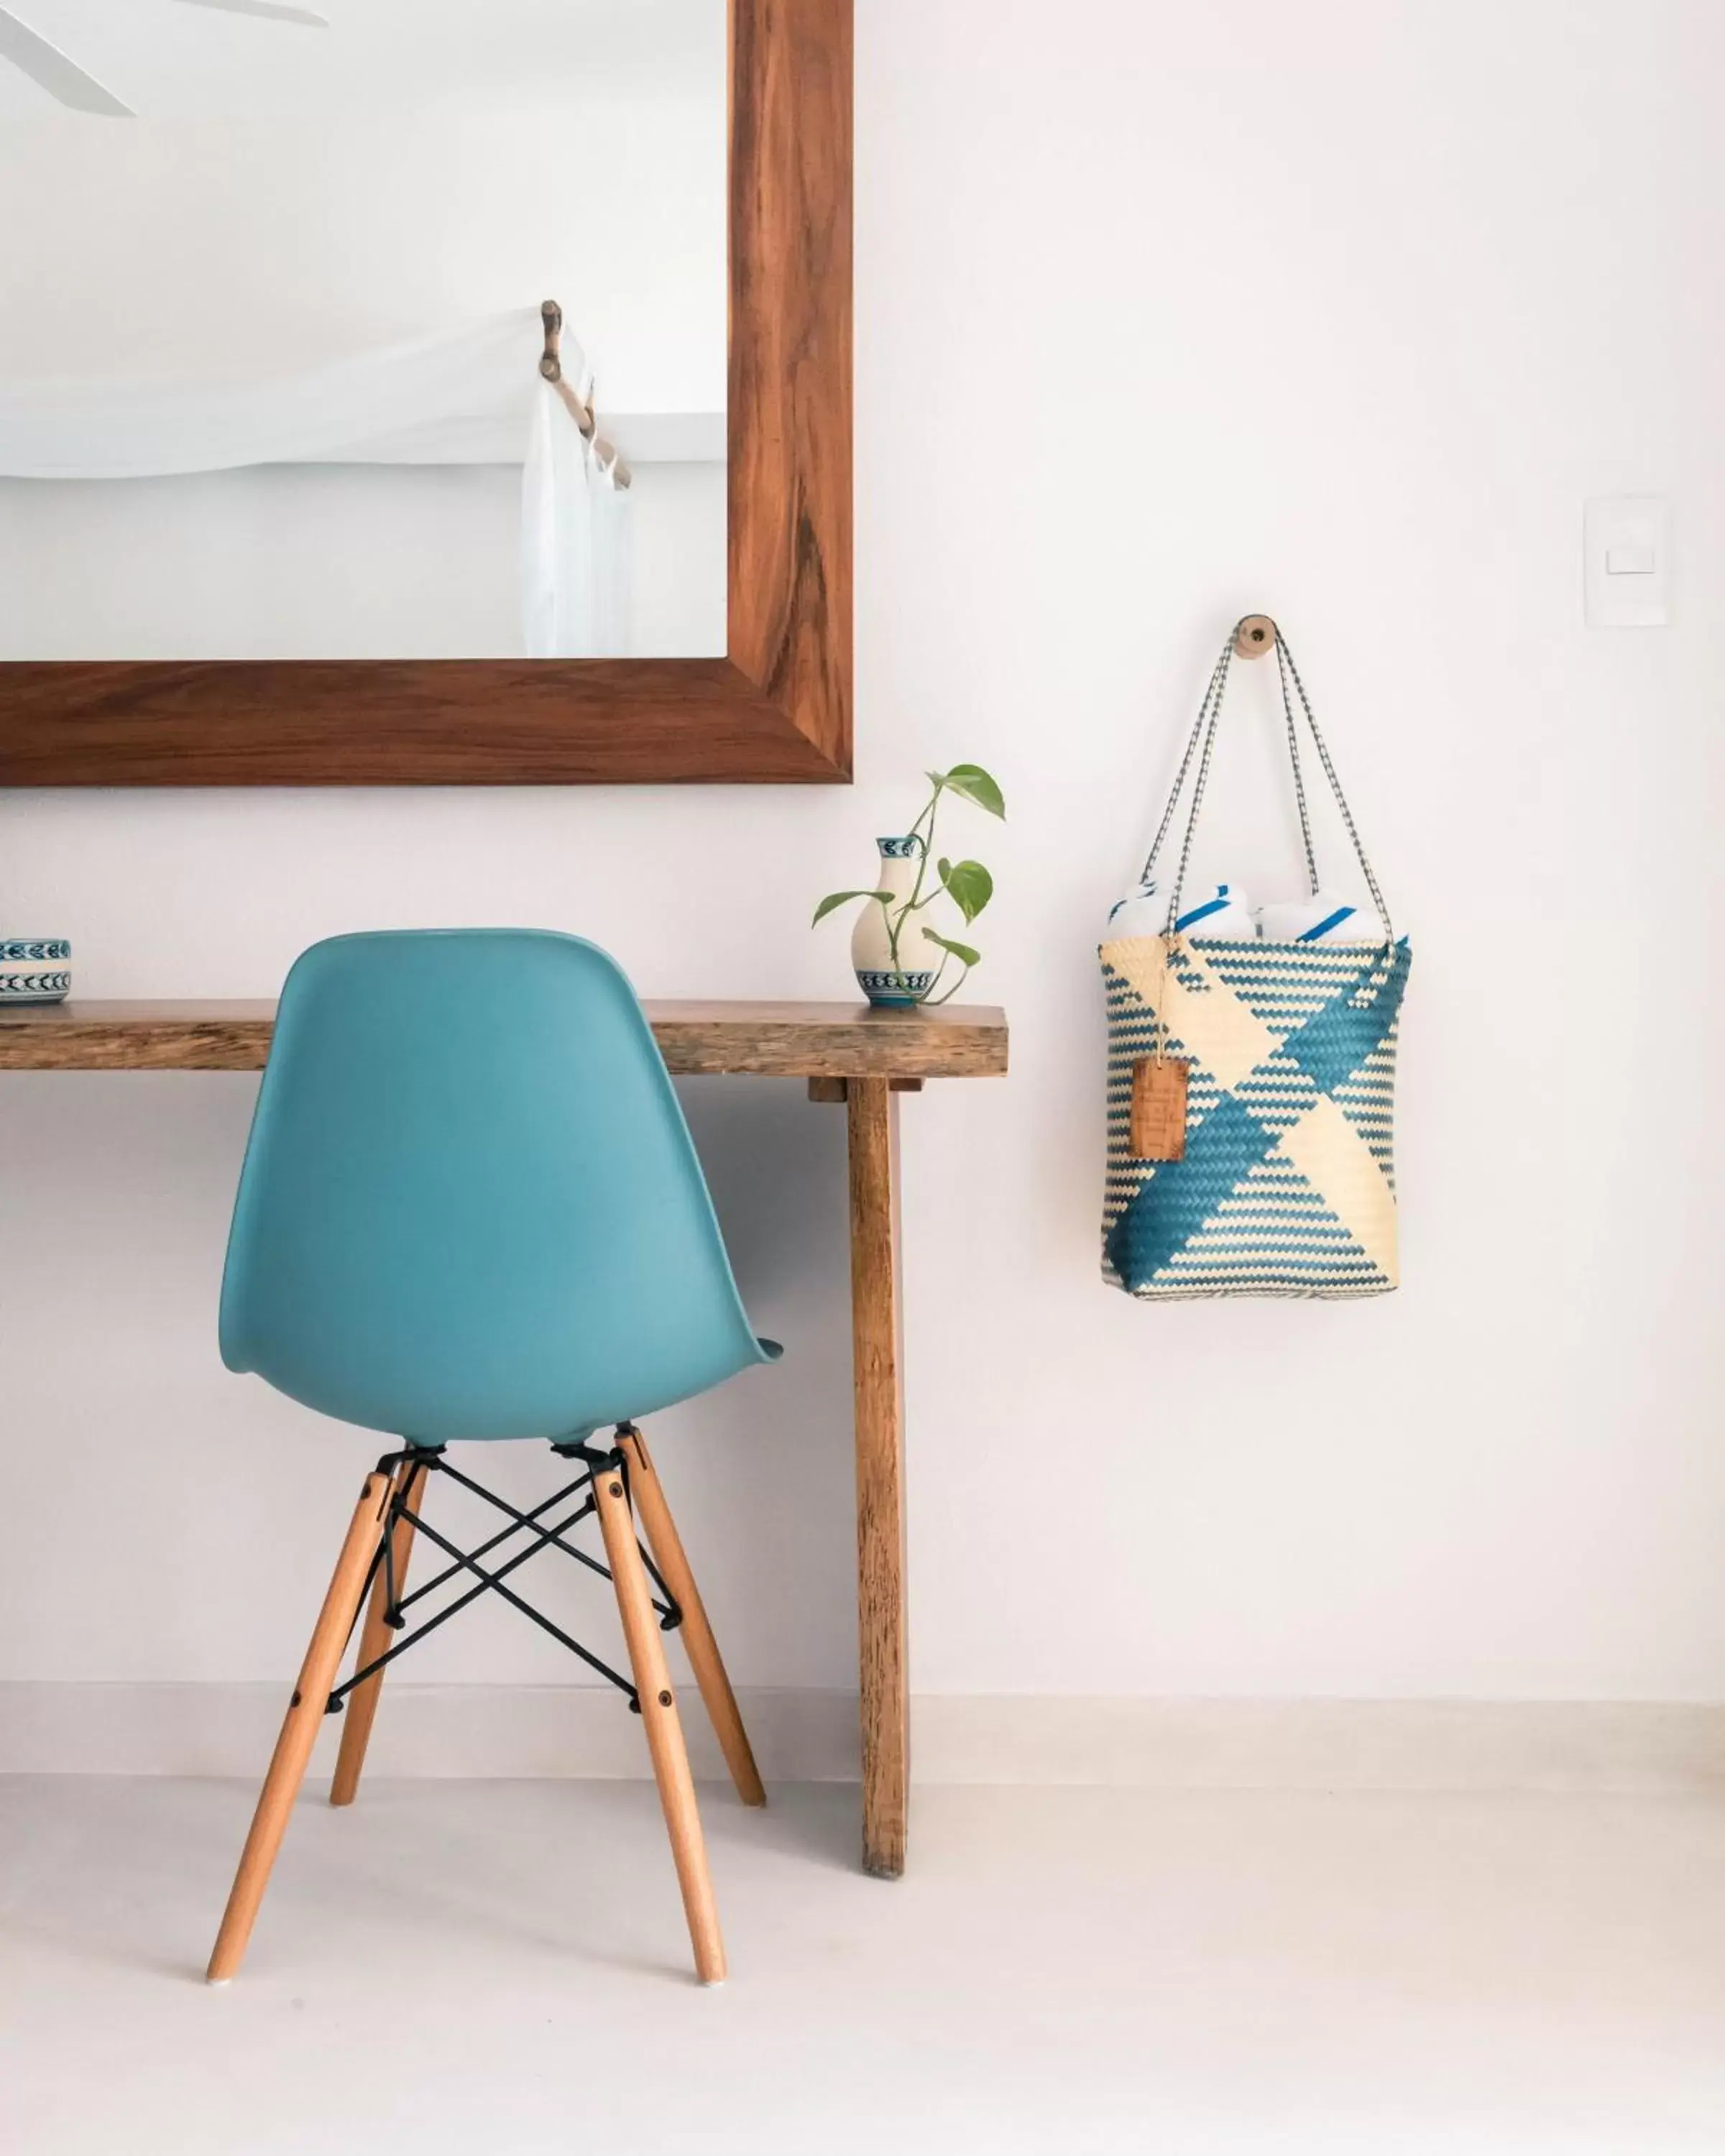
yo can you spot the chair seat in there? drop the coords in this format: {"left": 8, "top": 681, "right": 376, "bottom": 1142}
{"left": 440, "top": 1340, "right": 783, "bottom": 1449}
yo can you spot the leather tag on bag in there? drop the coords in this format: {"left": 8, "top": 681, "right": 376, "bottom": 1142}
{"left": 1131, "top": 1056, "right": 1189, "bottom": 1161}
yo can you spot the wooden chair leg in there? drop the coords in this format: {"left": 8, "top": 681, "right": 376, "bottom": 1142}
{"left": 594, "top": 1462, "right": 727, "bottom": 1985}
{"left": 329, "top": 1456, "right": 430, "bottom": 1808}
{"left": 206, "top": 1470, "right": 392, "bottom": 1984}
{"left": 617, "top": 1426, "right": 766, "bottom": 1807}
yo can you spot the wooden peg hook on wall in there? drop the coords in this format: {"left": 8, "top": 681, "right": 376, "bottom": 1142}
{"left": 1234, "top": 614, "right": 1279, "bottom": 658}
{"left": 540, "top": 295, "right": 594, "bottom": 429}
{"left": 539, "top": 298, "right": 564, "bottom": 382}
{"left": 537, "top": 296, "right": 632, "bottom": 488}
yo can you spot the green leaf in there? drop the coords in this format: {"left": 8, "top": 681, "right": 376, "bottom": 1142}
{"left": 939, "top": 857, "right": 993, "bottom": 924}
{"left": 811, "top": 889, "right": 893, "bottom": 927}
{"left": 921, "top": 929, "right": 982, "bottom": 967}
{"left": 938, "top": 763, "right": 1006, "bottom": 819}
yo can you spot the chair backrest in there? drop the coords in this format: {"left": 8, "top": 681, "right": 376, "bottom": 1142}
{"left": 220, "top": 930, "right": 768, "bottom": 1441}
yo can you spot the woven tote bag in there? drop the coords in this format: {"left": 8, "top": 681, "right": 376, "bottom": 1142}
{"left": 1100, "top": 625, "right": 1411, "bottom": 1300}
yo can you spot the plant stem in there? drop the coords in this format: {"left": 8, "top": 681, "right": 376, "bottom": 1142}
{"left": 879, "top": 893, "right": 904, "bottom": 991}
{"left": 885, "top": 780, "right": 944, "bottom": 995}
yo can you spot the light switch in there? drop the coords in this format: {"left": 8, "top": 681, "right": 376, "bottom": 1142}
{"left": 1585, "top": 497, "right": 1670, "bottom": 627}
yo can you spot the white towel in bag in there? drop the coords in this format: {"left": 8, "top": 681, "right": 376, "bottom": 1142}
{"left": 1256, "top": 893, "right": 1387, "bottom": 944}
{"left": 1107, "top": 877, "right": 1256, "bottom": 941}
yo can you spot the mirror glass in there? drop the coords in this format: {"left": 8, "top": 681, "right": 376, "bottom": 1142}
{"left": 0, "top": 0, "right": 726, "bottom": 660}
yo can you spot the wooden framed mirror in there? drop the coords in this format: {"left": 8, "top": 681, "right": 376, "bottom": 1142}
{"left": 0, "top": 0, "right": 850, "bottom": 786}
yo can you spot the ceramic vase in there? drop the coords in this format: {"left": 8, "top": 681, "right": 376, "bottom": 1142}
{"left": 851, "top": 837, "right": 949, "bottom": 1007}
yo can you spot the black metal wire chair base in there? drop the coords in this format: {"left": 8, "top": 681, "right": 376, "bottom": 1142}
{"left": 324, "top": 1427, "right": 681, "bottom": 1718}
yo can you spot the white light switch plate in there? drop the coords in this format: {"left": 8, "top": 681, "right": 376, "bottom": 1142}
{"left": 1585, "top": 497, "right": 1670, "bottom": 627}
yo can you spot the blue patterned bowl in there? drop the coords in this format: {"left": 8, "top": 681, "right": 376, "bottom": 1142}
{"left": 0, "top": 938, "right": 72, "bottom": 1003}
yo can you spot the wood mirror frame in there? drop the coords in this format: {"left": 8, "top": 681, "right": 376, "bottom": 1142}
{"left": 0, "top": 0, "right": 851, "bottom": 788}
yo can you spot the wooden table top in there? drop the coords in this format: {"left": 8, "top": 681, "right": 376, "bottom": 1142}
{"left": 0, "top": 998, "right": 1009, "bottom": 1080}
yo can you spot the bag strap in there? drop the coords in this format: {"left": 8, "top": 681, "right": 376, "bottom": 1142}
{"left": 1273, "top": 630, "right": 1392, "bottom": 940}
{"left": 1141, "top": 620, "right": 1393, "bottom": 945}
{"left": 1138, "top": 639, "right": 1230, "bottom": 883}
{"left": 1276, "top": 648, "right": 1320, "bottom": 900}
{"left": 1140, "top": 636, "right": 1320, "bottom": 895}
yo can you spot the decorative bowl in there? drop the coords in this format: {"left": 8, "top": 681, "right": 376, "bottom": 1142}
{"left": 0, "top": 938, "right": 72, "bottom": 1003}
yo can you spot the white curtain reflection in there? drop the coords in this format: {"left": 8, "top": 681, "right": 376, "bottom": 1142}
{"left": 0, "top": 307, "right": 630, "bottom": 658}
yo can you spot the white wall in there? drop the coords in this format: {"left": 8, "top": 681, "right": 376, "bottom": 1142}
{"left": 4, "top": 0, "right": 1724, "bottom": 1730}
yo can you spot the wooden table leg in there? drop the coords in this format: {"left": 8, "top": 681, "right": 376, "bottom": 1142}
{"left": 845, "top": 1076, "right": 908, "bottom": 1879}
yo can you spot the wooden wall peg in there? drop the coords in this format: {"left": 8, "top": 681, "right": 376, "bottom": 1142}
{"left": 1234, "top": 615, "right": 1278, "bottom": 658}
{"left": 538, "top": 297, "right": 632, "bottom": 488}
{"left": 540, "top": 299, "right": 564, "bottom": 382}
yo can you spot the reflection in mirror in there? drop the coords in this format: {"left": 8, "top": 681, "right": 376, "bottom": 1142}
{"left": 0, "top": 0, "right": 726, "bottom": 660}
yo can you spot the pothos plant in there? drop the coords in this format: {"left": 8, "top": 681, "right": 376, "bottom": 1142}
{"left": 811, "top": 763, "right": 1006, "bottom": 1005}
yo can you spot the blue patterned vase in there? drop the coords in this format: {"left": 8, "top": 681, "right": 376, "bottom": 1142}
{"left": 850, "top": 837, "right": 941, "bottom": 1008}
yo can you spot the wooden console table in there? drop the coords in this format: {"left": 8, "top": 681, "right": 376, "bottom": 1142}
{"left": 0, "top": 997, "right": 1008, "bottom": 1878}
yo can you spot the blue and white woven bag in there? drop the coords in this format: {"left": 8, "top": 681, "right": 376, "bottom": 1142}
{"left": 1100, "top": 625, "right": 1411, "bottom": 1300}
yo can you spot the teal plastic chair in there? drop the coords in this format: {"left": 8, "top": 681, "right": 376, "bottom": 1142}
{"left": 208, "top": 930, "right": 778, "bottom": 1988}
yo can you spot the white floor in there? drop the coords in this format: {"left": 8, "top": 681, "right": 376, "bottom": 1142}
{"left": 4, "top": 1777, "right": 1725, "bottom": 2154}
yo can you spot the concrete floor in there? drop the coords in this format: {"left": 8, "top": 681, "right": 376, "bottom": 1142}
{"left": 4, "top": 1775, "right": 1725, "bottom": 2153}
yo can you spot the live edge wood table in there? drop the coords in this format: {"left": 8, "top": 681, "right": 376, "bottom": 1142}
{"left": 0, "top": 997, "right": 1009, "bottom": 1879}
